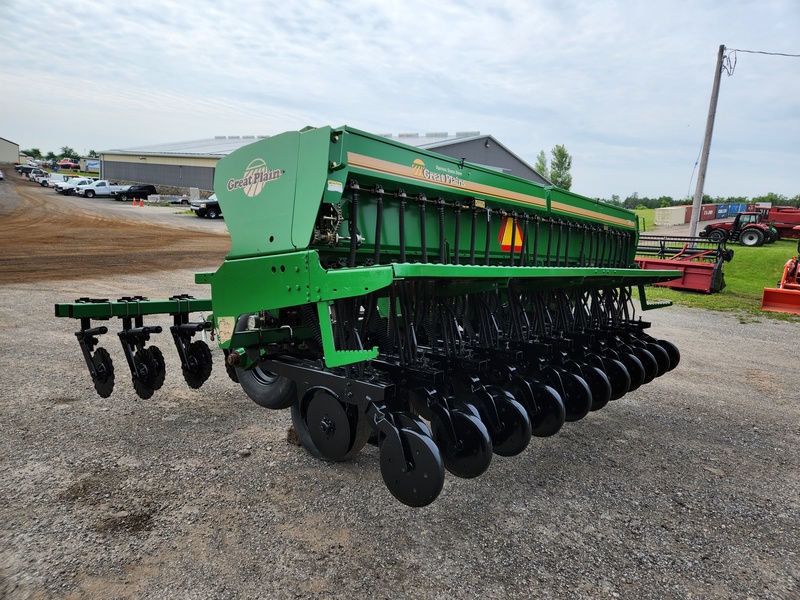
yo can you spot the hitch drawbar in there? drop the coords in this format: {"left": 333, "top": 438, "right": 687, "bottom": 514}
{"left": 55, "top": 295, "right": 214, "bottom": 399}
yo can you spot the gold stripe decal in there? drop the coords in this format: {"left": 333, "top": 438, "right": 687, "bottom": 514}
{"left": 551, "top": 201, "right": 637, "bottom": 228}
{"left": 347, "top": 152, "right": 546, "bottom": 208}
{"left": 347, "top": 152, "right": 635, "bottom": 228}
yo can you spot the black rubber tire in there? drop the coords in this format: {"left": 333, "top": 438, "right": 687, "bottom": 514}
{"left": 207, "top": 208, "right": 219, "bottom": 219}
{"left": 707, "top": 229, "right": 728, "bottom": 243}
{"left": 739, "top": 228, "right": 764, "bottom": 247}
{"left": 237, "top": 365, "right": 297, "bottom": 409}
{"left": 234, "top": 312, "right": 295, "bottom": 409}
{"left": 85, "top": 190, "right": 95, "bottom": 198}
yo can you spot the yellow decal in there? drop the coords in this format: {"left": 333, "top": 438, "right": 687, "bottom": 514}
{"left": 498, "top": 216, "right": 524, "bottom": 252}
{"left": 216, "top": 316, "right": 235, "bottom": 345}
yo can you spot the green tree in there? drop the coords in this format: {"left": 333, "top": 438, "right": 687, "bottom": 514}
{"left": 753, "top": 192, "right": 789, "bottom": 206}
{"left": 45, "top": 151, "right": 57, "bottom": 161}
{"left": 623, "top": 192, "right": 639, "bottom": 209}
{"left": 87, "top": 150, "right": 99, "bottom": 158}
{"left": 60, "top": 146, "right": 79, "bottom": 159}
{"left": 549, "top": 144, "right": 572, "bottom": 190}
{"left": 534, "top": 150, "right": 549, "bottom": 179}
{"left": 22, "top": 148, "right": 42, "bottom": 159}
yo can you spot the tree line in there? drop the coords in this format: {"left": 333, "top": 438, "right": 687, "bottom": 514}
{"left": 600, "top": 191, "right": 800, "bottom": 209}
{"left": 21, "top": 147, "right": 99, "bottom": 161}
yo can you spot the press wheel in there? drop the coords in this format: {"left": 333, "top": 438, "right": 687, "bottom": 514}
{"left": 91, "top": 347, "right": 115, "bottom": 398}
{"left": 617, "top": 351, "right": 644, "bottom": 393}
{"left": 148, "top": 345, "right": 166, "bottom": 390}
{"left": 373, "top": 411, "right": 431, "bottom": 447}
{"left": 183, "top": 340, "right": 213, "bottom": 389}
{"left": 581, "top": 364, "right": 612, "bottom": 411}
{"left": 132, "top": 347, "right": 158, "bottom": 400}
{"left": 380, "top": 427, "right": 445, "bottom": 507}
{"left": 291, "top": 389, "right": 371, "bottom": 461}
{"left": 481, "top": 386, "right": 532, "bottom": 457}
{"left": 506, "top": 376, "right": 565, "bottom": 438}
{"left": 548, "top": 368, "right": 592, "bottom": 422}
{"left": 589, "top": 354, "right": 630, "bottom": 400}
{"left": 431, "top": 409, "right": 492, "bottom": 478}
{"left": 393, "top": 411, "right": 431, "bottom": 437}
{"left": 644, "top": 341, "right": 671, "bottom": 377}
{"left": 631, "top": 346, "right": 658, "bottom": 385}
{"left": 657, "top": 339, "right": 680, "bottom": 371}
{"left": 564, "top": 359, "right": 611, "bottom": 412}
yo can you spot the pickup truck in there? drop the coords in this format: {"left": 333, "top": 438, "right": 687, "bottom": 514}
{"left": 42, "top": 174, "right": 73, "bottom": 187}
{"left": 54, "top": 177, "right": 98, "bottom": 195}
{"left": 190, "top": 194, "right": 222, "bottom": 218}
{"left": 75, "top": 180, "right": 131, "bottom": 198}
{"left": 35, "top": 173, "right": 70, "bottom": 186}
{"left": 26, "top": 168, "right": 48, "bottom": 181}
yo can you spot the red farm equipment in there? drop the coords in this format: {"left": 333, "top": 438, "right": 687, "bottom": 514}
{"left": 761, "top": 226, "right": 800, "bottom": 314}
{"left": 698, "top": 211, "right": 777, "bottom": 246}
{"left": 635, "top": 235, "right": 732, "bottom": 293}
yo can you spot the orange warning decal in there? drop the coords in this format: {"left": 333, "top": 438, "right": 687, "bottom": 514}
{"left": 498, "top": 216, "right": 523, "bottom": 252}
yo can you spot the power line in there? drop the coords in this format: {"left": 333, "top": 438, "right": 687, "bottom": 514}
{"left": 725, "top": 47, "right": 800, "bottom": 76}
{"left": 728, "top": 48, "right": 800, "bottom": 58}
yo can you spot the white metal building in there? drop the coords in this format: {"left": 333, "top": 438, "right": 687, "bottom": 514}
{"left": 0, "top": 137, "right": 20, "bottom": 165}
{"left": 100, "top": 129, "right": 550, "bottom": 194}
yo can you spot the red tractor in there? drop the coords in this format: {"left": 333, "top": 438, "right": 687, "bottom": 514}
{"left": 699, "top": 212, "right": 777, "bottom": 247}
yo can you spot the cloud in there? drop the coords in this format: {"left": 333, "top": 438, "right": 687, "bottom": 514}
{"left": 1, "top": 0, "right": 798, "bottom": 199}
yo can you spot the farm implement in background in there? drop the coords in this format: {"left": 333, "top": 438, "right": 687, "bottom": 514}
{"left": 761, "top": 226, "right": 800, "bottom": 315}
{"left": 635, "top": 235, "right": 732, "bottom": 294}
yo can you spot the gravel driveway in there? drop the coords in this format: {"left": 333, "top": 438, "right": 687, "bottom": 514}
{"left": 1, "top": 175, "right": 798, "bottom": 599}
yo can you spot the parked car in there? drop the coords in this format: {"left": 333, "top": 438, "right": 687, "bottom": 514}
{"left": 0, "top": 170, "right": 4, "bottom": 181}
{"left": 190, "top": 194, "right": 222, "bottom": 218}
{"left": 14, "top": 165, "right": 35, "bottom": 176}
{"left": 110, "top": 184, "right": 158, "bottom": 202}
{"left": 57, "top": 159, "right": 80, "bottom": 170}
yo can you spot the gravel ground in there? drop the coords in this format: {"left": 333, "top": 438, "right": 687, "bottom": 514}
{"left": 1, "top": 174, "right": 799, "bottom": 599}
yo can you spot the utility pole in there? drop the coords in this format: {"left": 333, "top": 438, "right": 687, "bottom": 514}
{"left": 688, "top": 44, "right": 726, "bottom": 238}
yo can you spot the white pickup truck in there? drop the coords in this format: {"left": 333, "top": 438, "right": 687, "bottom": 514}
{"left": 54, "top": 177, "right": 97, "bottom": 195}
{"left": 75, "top": 180, "right": 131, "bottom": 198}
{"left": 37, "top": 173, "right": 71, "bottom": 187}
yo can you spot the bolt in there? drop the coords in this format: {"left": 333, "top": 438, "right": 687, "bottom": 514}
{"left": 226, "top": 353, "right": 240, "bottom": 366}
{"left": 319, "top": 417, "right": 334, "bottom": 434}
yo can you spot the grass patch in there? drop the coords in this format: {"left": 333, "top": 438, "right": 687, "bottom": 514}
{"left": 639, "top": 238, "right": 800, "bottom": 321}
{"left": 634, "top": 208, "right": 656, "bottom": 232}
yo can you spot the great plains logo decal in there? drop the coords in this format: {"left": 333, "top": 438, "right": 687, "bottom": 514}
{"left": 227, "top": 158, "right": 283, "bottom": 197}
{"left": 411, "top": 158, "right": 466, "bottom": 187}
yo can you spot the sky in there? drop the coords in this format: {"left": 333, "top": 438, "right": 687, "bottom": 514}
{"left": 1, "top": 0, "right": 798, "bottom": 201}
